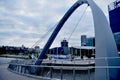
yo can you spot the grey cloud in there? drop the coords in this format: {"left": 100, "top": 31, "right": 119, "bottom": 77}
{"left": 0, "top": 0, "right": 114, "bottom": 47}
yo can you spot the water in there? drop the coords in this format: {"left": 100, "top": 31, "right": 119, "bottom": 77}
{"left": 0, "top": 57, "right": 17, "bottom": 64}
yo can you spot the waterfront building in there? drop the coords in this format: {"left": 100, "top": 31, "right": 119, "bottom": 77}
{"left": 49, "top": 39, "right": 70, "bottom": 55}
{"left": 49, "top": 47, "right": 63, "bottom": 55}
{"left": 61, "top": 39, "right": 70, "bottom": 55}
{"left": 70, "top": 46, "right": 95, "bottom": 59}
{"left": 61, "top": 39, "right": 68, "bottom": 47}
{"left": 81, "top": 35, "right": 95, "bottom": 47}
{"left": 81, "top": 35, "right": 87, "bottom": 46}
{"left": 86, "top": 37, "right": 95, "bottom": 46}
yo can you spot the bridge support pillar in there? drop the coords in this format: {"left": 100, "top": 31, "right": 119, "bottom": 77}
{"left": 87, "top": 0, "right": 120, "bottom": 80}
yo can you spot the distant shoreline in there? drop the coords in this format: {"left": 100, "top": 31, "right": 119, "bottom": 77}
{"left": 0, "top": 54, "right": 29, "bottom": 59}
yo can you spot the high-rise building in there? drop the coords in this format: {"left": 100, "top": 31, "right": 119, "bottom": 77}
{"left": 49, "top": 39, "right": 70, "bottom": 55}
{"left": 81, "top": 35, "right": 95, "bottom": 47}
{"left": 108, "top": 0, "right": 120, "bottom": 33}
{"left": 81, "top": 35, "right": 87, "bottom": 46}
{"left": 86, "top": 37, "right": 95, "bottom": 46}
{"left": 109, "top": 0, "right": 120, "bottom": 51}
{"left": 114, "top": 32, "right": 120, "bottom": 45}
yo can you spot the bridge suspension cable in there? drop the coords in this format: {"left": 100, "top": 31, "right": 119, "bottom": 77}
{"left": 31, "top": 23, "right": 57, "bottom": 48}
{"left": 67, "top": 5, "right": 88, "bottom": 41}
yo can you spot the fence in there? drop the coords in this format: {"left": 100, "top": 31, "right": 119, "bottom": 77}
{"left": 7, "top": 57, "right": 120, "bottom": 80}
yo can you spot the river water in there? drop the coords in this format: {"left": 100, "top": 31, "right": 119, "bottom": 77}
{"left": 0, "top": 57, "right": 17, "bottom": 65}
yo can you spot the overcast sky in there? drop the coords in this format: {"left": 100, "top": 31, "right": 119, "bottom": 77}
{"left": 0, "top": 0, "right": 116, "bottom": 48}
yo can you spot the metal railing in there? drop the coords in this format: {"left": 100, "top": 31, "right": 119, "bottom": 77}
{"left": 7, "top": 57, "right": 120, "bottom": 80}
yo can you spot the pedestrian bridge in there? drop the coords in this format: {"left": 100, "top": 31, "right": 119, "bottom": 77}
{"left": 35, "top": 0, "right": 120, "bottom": 80}
{"left": 6, "top": 57, "right": 120, "bottom": 80}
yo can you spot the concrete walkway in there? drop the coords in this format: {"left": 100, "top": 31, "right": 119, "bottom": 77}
{"left": 0, "top": 57, "right": 59, "bottom": 80}
{"left": 0, "top": 64, "right": 40, "bottom": 80}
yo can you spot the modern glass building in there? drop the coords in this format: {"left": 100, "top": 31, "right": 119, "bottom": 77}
{"left": 109, "top": 0, "right": 120, "bottom": 51}
{"left": 108, "top": 0, "right": 120, "bottom": 33}
{"left": 81, "top": 35, "right": 95, "bottom": 47}
{"left": 81, "top": 35, "right": 87, "bottom": 46}
{"left": 86, "top": 37, "right": 95, "bottom": 46}
{"left": 114, "top": 32, "right": 120, "bottom": 45}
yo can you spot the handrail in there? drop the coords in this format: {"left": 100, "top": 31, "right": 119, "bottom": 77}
{"left": 8, "top": 63, "right": 120, "bottom": 69}
{"left": 7, "top": 58, "right": 120, "bottom": 80}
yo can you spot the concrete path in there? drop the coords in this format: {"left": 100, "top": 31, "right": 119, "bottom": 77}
{"left": 0, "top": 57, "right": 58, "bottom": 80}
{"left": 0, "top": 64, "right": 40, "bottom": 80}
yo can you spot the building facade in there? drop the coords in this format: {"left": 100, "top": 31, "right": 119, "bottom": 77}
{"left": 86, "top": 37, "right": 95, "bottom": 46}
{"left": 81, "top": 35, "right": 95, "bottom": 47}
{"left": 81, "top": 35, "right": 87, "bottom": 46}
{"left": 109, "top": 0, "right": 120, "bottom": 51}
{"left": 109, "top": 0, "right": 120, "bottom": 33}
{"left": 49, "top": 39, "right": 70, "bottom": 55}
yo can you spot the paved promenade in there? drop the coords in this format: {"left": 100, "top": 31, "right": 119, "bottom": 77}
{"left": 0, "top": 64, "right": 40, "bottom": 80}
{"left": 0, "top": 58, "right": 52, "bottom": 80}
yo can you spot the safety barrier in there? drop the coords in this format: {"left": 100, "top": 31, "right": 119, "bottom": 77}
{"left": 8, "top": 57, "right": 120, "bottom": 80}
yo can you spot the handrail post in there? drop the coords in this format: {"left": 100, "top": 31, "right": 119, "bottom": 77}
{"left": 50, "top": 66, "right": 53, "bottom": 78}
{"left": 88, "top": 60, "right": 90, "bottom": 80}
{"left": 17, "top": 65, "right": 19, "bottom": 72}
{"left": 73, "top": 60, "right": 76, "bottom": 80}
{"left": 88, "top": 68, "right": 90, "bottom": 80}
{"left": 73, "top": 68, "right": 76, "bottom": 80}
{"left": 60, "top": 67, "right": 63, "bottom": 80}
{"left": 61, "top": 61, "right": 63, "bottom": 80}
{"left": 20, "top": 65, "right": 22, "bottom": 73}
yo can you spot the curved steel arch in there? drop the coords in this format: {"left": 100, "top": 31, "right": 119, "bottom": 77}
{"left": 35, "top": 0, "right": 87, "bottom": 65}
{"left": 36, "top": 0, "right": 120, "bottom": 80}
